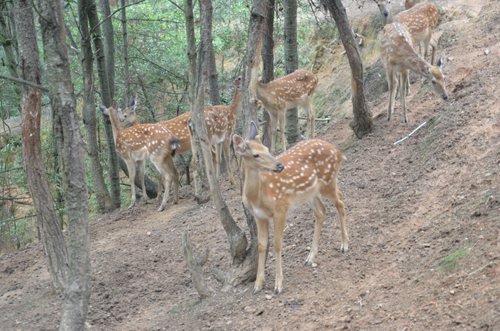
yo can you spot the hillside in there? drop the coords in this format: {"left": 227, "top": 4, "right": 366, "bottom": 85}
{"left": 1, "top": 0, "right": 500, "bottom": 330}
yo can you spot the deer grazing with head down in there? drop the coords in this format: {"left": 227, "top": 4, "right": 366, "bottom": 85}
{"left": 373, "top": 1, "right": 439, "bottom": 65}
{"left": 234, "top": 122, "right": 348, "bottom": 295}
{"left": 188, "top": 77, "right": 242, "bottom": 192}
{"left": 100, "top": 97, "right": 180, "bottom": 212}
{"left": 380, "top": 22, "right": 448, "bottom": 123}
{"left": 255, "top": 69, "right": 318, "bottom": 154}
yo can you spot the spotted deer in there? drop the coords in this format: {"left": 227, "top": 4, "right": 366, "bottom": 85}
{"left": 405, "top": 0, "right": 425, "bottom": 10}
{"left": 380, "top": 22, "right": 448, "bottom": 123}
{"left": 255, "top": 69, "right": 318, "bottom": 154}
{"left": 374, "top": 1, "right": 439, "bottom": 65}
{"left": 115, "top": 103, "right": 192, "bottom": 200}
{"left": 100, "top": 97, "right": 180, "bottom": 212}
{"left": 234, "top": 122, "right": 348, "bottom": 295}
{"left": 188, "top": 78, "right": 242, "bottom": 193}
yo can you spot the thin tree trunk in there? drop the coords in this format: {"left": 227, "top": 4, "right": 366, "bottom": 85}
{"left": 87, "top": 0, "right": 121, "bottom": 207}
{"left": 121, "top": 0, "right": 130, "bottom": 103}
{"left": 0, "top": 12, "right": 20, "bottom": 117}
{"left": 184, "top": 0, "right": 197, "bottom": 105}
{"left": 261, "top": 0, "right": 274, "bottom": 148}
{"left": 322, "top": 0, "right": 373, "bottom": 138}
{"left": 15, "top": 0, "right": 69, "bottom": 293}
{"left": 79, "top": 0, "right": 115, "bottom": 213}
{"left": 99, "top": 0, "right": 115, "bottom": 99}
{"left": 283, "top": 0, "right": 300, "bottom": 145}
{"left": 37, "top": 0, "right": 91, "bottom": 329}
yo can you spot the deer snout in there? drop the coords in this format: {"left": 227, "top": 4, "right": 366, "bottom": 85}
{"left": 274, "top": 162, "right": 284, "bottom": 173}
{"left": 443, "top": 95, "right": 449, "bottom": 100}
{"left": 383, "top": 10, "right": 389, "bottom": 17}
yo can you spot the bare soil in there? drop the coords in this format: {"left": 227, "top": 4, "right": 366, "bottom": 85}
{"left": 2, "top": 0, "right": 500, "bottom": 330}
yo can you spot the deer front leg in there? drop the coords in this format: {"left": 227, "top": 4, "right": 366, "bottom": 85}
{"left": 401, "top": 70, "right": 409, "bottom": 123}
{"left": 166, "top": 156, "right": 179, "bottom": 204}
{"left": 223, "top": 138, "right": 234, "bottom": 185}
{"left": 253, "top": 217, "right": 270, "bottom": 294}
{"left": 269, "top": 111, "right": 278, "bottom": 154}
{"left": 125, "top": 158, "right": 137, "bottom": 208}
{"left": 278, "top": 110, "right": 287, "bottom": 152}
{"left": 304, "top": 102, "right": 315, "bottom": 139}
{"left": 273, "top": 212, "right": 286, "bottom": 294}
{"left": 305, "top": 196, "right": 326, "bottom": 266}
{"left": 137, "top": 160, "right": 149, "bottom": 205}
{"left": 157, "top": 173, "right": 163, "bottom": 201}
{"left": 387, "top": 70, "right": 397, "bottom": 122}
{"left": 215, "top": 142, "right": 222, "bottom": 182}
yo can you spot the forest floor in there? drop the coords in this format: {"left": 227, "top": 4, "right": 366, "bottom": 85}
{"left": 1, "top": 0, "right": 500, "bottom": 330}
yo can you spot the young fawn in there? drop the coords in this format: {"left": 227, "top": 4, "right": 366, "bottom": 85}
{"left": 100, "top": 97, "right": 180, "bottom": 211}
{"left": 255, "top": 69, "right": 318, "bottom": 154}
{"left": 380, "top": 22, "right": 448, "bottom": 123}
{"left": 234, "top": 122, "right": 348, "bottom": 294}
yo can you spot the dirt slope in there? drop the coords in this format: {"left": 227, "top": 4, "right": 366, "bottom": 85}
{"left": 1, "top": 1, "right": 500, "bottom": 330}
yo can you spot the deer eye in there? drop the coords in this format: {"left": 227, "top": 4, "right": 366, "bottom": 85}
{"left": 253, "top": 154, "right": 260, "bottom": 158}
{"left": 432, "top": 80, "right": 436, "bottom": 84}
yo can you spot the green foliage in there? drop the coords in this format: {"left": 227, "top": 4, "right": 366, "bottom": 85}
{"left": 436, "top": 249, "right": 468, "bottom": 273}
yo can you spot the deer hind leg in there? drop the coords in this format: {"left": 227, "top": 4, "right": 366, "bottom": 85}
{"left": 321, "top": 179, "right": 348, "bottom": 253}
{"left": 137, "top": 159, "right": 149, "bottom": 205}
{"left": 401, "top": 69, "right": 410, "bottom": 123}
{"left": 214, "top": 142, "right": 222, "bottom": 182}
{"left": 278, "top": 110, "right": 287, "bottom": 152}
{"left": 157, "top": 173, "right": 163, "bottom": 201}
{"left": 253, "top": 217, "right": 270, "bottom": 294}
{"left": 387, "top": 70, "right": 397, "bottom": 122}
{"left": 223, "top": 137, "right": 234, "bottom": 185}
{"left": 125, "top": 158, "right": 137, "bottom": 208}
{"left": 273, "top": 211, "right": 287, "bottom": 295}
{"left": 305, "top": 196, "right": 326, "bottom": 266}
{"left": 151, "top": 155, "right": 171, "bottom": 212}
{"left": 166, "top": 156, "right": 179, "bottom": 204}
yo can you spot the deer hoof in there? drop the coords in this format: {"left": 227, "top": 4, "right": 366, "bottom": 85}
{"left": 274, "top": 287, "right": 283, "bottom": 295}
{"left": 252, "top": 287, "right": 262, "bottom": 295}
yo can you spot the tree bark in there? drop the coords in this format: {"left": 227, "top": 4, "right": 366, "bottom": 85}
{"left": 184, "top": 0, "right": 197, "bottom": 105}
{"left": 37, "top": 0, "right": 91, "bottom": 329}
{"left": 284, "top": 0, "right": 300, "bottom": 145}
{"left": 322, "top": 0, "right": 373, "bottom": 138}
{"left": 87, "top": 0, "right": 121, "bottom": 207}
{"left": 0, "top": 7, "right": 20, "bottom": 116}
{"left": 182, "top": 232, "right": 212, "bottom": 298}
{"left": 121, "top": 0, "right": 130, "bottom": 103}
{"left": 99, "top": 0, "right": 115, "bottom": 99}
{"left": 15, "top": 0, "right": 69, "bottom": 293}
{"left": 79, "top": 0, "right": 115, "bottom": 213}
{"left": 261, "top": 0, "right": 274, "bottom": 148}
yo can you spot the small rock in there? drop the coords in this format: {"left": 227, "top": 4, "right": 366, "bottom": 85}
{"left": 450, "top": 290, "right": 455, "bottom": 295}
{"left": 312, "top": 263, "right": 318, "bottom": 268}
{"left": 265, "top": 295, "right": 272, "bottom": 300}
{"left": 485, "top": 49, "right": 490, "bottom": 55}
{"left": 146, "top": 231, "right": 151, "bottom": 236}
{"left": 306, "top": 246, "right": 311, "bottom": 251}
{"left": 347, "top": 307, "right": 352, "bottom": 313}
{"left": 244, "top": 306, "right": 255, "bottom": 313}
{"left": 448, "top": 57, "right": 454, "bottom": 61}
{"left": 478, "top": 235, "right": 484, "bottom": 239}
{"left": 226, "top": 320, "right": 232, "bottom": 325}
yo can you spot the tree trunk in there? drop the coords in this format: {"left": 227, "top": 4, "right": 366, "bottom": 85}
{"left": 98, "top": 0, "right": 115, "bottom": 99}
{"left": 184, "top": 0, "right": 197, "bottom": 105}
{"left": 87, "top": 0, "right": 121, "bottom": 207}
{"left": 37, "top": 0, "right": 91, "bottom": 329}
{"left": 284, "top": 0, "right": 300, "bottom": 145}
{"left": 121, "top": 0, "right": 130, "bottom": 103}
{"left": 0, "top": 9, "right": 20, "bottom": 117}
{"left": 261, "top": 0, "right": 274, "bottom": 148}
{"left": 79, "top": 0, "right": 115, "bottom": 213}
{"left": 322, "top": 0, "right": 373, "bottom": 138}
{"left": 15, "top": 0, "right": 69, "bottom": 293}
{"left": 182, "top": 232, "right": 212, "bottom": 299}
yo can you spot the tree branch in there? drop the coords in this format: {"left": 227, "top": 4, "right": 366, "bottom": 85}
{"left": 0, "top": 73, "right": 49, "bottom": 92}
{"left": 90, "top": 0, "right": 147, "bottom": 33}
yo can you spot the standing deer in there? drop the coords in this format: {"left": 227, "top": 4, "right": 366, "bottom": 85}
{"left": 189, "top": 78, "right": 242, "bottom": 192}
{"left": 380, "top": 22, "right": 448, "bottom": 123}
{"left": 115, "top": 102, "right": 192, "bottom": 200}
{"left": 255, "top": 69, "right": 318, "bottom": 154}
{"left": 234, "top": 122, "right": 348, "bottom": 295}
{"left": 100, "top": 97, "right": 180, "bottom": 212}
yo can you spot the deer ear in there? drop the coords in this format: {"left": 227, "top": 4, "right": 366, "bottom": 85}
{"left": 436, "top": 52, "right": 446, "bottom": 70}
{"left": 233, "top": 135, "right": 246, "bottom": 155}
{"left": 250, "top": 122, "right": 259, "bottom": 141}
{"left": 99, "top": 105, "right": 109, "bottom": 116}
{"left": 128, "top": 95, "right": 136, "bottom": 108}
{"left": 112, "top": 100, "right": 118, "bottom": 109}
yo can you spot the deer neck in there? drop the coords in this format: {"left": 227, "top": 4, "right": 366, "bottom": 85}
{"left": 256, "top": 82, "right": 273, "bottom": 107}
{"left": 107, "top": 108, "right": 122, "bottom": 144}
{"left": 230, "top": 88, "right": 242, "bottom": 117}
{"left": 404, "top": 51, "right": 433, "bottom": 80}
{"left": 242, "top": 159, "right": 263, "bottom": 210}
